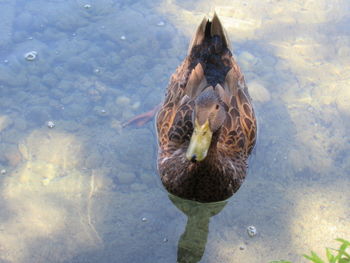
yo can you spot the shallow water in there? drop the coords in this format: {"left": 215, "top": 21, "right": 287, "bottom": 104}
{"left": 0, "top": 0, "right": 349, "bottom": 262}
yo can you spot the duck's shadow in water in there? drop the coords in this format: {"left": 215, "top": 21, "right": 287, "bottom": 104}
{"left": 169, "top": 194, "right": 228, "bottom": 263}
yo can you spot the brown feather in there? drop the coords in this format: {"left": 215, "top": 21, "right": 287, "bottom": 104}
{"left": 156, "top": 13, "right": 257, "bottom": 202}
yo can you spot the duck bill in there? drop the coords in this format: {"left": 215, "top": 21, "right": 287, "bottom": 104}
{"left": 186, "top": 119, "right": 213, "bottom": 162}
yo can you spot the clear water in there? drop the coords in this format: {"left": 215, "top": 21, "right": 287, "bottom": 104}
{"left": 0, "top": 0, "right": 349, "bottom": 262}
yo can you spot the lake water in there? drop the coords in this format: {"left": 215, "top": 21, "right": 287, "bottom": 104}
{"left": 0, "top": 0, "right": 349, "bottom": 262}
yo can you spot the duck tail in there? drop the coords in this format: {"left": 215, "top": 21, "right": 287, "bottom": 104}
{"left": 187, "top": 12, "right": 231, "bottom": 55}
{"left": 187, "top": 13, "right": 233, "bottom": 87}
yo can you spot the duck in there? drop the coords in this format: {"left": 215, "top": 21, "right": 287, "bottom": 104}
{"left": 156, "top": 13, "right": 257, "bottom": 203}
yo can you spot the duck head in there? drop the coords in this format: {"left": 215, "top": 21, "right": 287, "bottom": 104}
{"left": 186, "top": 89, "right": 226, "bottom": 162}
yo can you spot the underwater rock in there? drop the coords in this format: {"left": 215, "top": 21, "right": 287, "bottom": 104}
{"left": 110, "top": 119, "right": 122, "bottom": 134}
{"left": 60, "top": 120, "right": 80, "bottom": 132}
{"left": 24, "top": 51, "right": 37, "bottom": 61}
{"left": 25, "top": 107, "right": 51, "bottom": 125}
{"left": 42, "top": 73, "right": 58, "bottom": 87}
{"left": 4, "top": 144, "right": 22, "bottom": 166}
{"left": 237, "top": 51, "right": 258, "bottom": 70}
{"left": 116, "top": 171, "right": 136, "bottom": 185}
{"left": 0, "top": 67, "right": 28, "bottom": 87}
{"left": 248, "top": 80, "right": 271, "bottom": 103}
{"left": 122, "top": 109, "right": 134, "bottom": 121}
{"left": 247, "top": 225, "right": 257, "bottom": 237}
{"left": 336, "top": 85, "right": 350, "bottom": 116}
{"left": 141, "top": 75, "right": 154, "bottom": 87}
{"left": 0, "top": 115, "right": 13, "bottom": 132}
{"left": 0, "top": 0, "right": 15, "bottom": 47}
{"left": 115, "top": 95, "right": 131, "bottom": 106}
{"left": 0, "top": 169, "right": 6, "bottom": 175}
{"left": 122, "top": 55, "right": 148, "bottom": 81}
{"left": 130, "top": 183, "right": 147, "bottom": 191}
{"left": 82, "top": 115, "right": 99, "bottom": 126}
{"left": 88, "top": 88, "right": 102, "bottom": 102}
{"left": 63, "top": 102, "right": 89, "bottom": 119}
{"left": 57, "top": 80, "right": 71, "bottom": 92}
{"left": 93, "top": 106, "right": 108, "bottom": 117}
{"left": 47, "top": 121, "right": 55, "bottom": 128}
{"left": 140, "top": 173, "right": 154, "bottom": 185}
{"left": 85, "top": 152, "right": 103, "bottom": 169}
{"left": 131, "top": 101, "right": 140, "bottom": 110}
{"left": 114, "top": 129, "right": 155, "bottom": 172}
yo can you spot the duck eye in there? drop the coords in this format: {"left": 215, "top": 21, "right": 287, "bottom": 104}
{"left": 215, "top": 104, "right": 219, "bottom": 110}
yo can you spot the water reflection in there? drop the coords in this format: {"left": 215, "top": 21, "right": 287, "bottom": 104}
{"left": 169, "top": 194, "right": 227, "bottom": 263}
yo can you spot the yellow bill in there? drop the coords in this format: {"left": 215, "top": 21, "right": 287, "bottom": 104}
{"left": 186, "top": 119, "right": 213, "bottom": 162}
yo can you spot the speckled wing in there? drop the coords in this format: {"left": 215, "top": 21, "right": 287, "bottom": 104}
{"left": 156, "top": 59, "right": 192, "bottom": 149}
{"left": 236, "top": 80, "right": 257, "bottom": 155}
{"left": 218, "top": 57, "right": 257, "bottom": 156}
{"left": 167, "top": 101, "right": 194, "bottom": 144}
{"left": 156, "top": 55, "right": 208, "bottom": 150}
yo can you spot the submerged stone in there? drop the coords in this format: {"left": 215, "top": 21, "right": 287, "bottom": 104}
{"left": 247, "top": 225, "right": 257, "bottom": 237}
{"left": 115, "top": 95, "right": 130, "bottom": 106}
{"left": 247, "top": 80, "right": 271, "bottom": 103}
{"left": 116, "top": 171, "right": 136, "bottom": 184}
{"left": 47, "top": 121, "right": 55, "bottom": 129}
{"left": 24, "top": 51, "right": 37, "bottom": 61}
{"left": 0, "top": 115, "right": 13, "bottom": 132}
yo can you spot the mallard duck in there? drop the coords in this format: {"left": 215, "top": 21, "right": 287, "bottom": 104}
{"left": 156, "top": 13, "right": 257, "bottom": 203}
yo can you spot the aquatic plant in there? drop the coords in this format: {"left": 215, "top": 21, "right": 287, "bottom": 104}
{"left": 303, "top": 238, "right": 350, "bottom": 263}
{"left": 270, "top": 239, "right": 350, "bottom": 263}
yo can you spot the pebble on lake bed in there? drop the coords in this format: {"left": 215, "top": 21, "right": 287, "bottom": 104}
{"left": 115, "top": 95, "right": 131, "bottom": 106}
{"left": 0, "top": 169, "right": 6, "bottom": 175}
{"left": 248, "top": 80, "right": 271, "bottom": 103}
{"left": 0, "top": 115, "right": 13, "bottom": 132}
{"left": 247, "top": 225, "right": 257, "bottom": 237}
{"left": 47, "top": 121, "right": 55, "bottom": 128}
{"left": 24, "top": 51, "right": 37, "bottom": 61}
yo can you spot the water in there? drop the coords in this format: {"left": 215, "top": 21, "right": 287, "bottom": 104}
{"left": 0, "top": 0, "right": 349, "bottom": 262}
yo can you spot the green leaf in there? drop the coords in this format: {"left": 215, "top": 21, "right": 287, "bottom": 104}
{"left": 303, "top": 251, "right": 325, "bottom": 263}
{"left": 337, "top": 245, "right": 350, "bottom": 259}
{"left": 336, "top": 238, "right": 350, "bottom": 247}
{"left": 326, "top": 248, "right": 335, "bottom": 263}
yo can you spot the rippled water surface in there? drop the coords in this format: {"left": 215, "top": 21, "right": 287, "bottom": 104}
{"left": 0, "top": 0, "right": 349, "bottom": 262}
